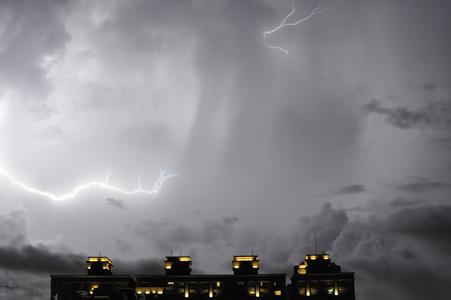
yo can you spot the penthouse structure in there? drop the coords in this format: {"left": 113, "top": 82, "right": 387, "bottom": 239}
{"left": 50, "top": 256, "right": 136, "bottom": 299}
{"left": 288, "top": 253, "right": 355, "bottom": 299}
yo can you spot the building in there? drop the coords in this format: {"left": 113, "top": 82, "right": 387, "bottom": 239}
{"left": 50, "top": 253, "right": 355, "bottom": 300}
{"left": 136, "top": 255, "right": 286, "bottom": 299}
{"left": 50, "top": 256, "right": 136, "bottom": 300}
{"left": 288, "top": 253, "right": 355, "bottom": 300}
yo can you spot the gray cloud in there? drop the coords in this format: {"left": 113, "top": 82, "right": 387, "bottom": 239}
{"left": 363, "top": 97, "right": 451, "bottom": 130}
{"left": 113, "top": 258, "right": 162, "bottom": 275}
{"left": 134, "top": 217, "right": 239, "bottom": 252}
{"left": 333, "top": 203, "right": 451, "bottom": 300}
{"left": 327, "top": 184, "right": 367, "bottom": 196}
{"left": 0, "top": 245, "right": 85, "bottom": 274}
{"left": 397, "top": 178, "right": 450, "bottom": 193}
{"left": 115, "top": 239, "right": 133, "bottom": 253}
{"left": 106, "top": 198, "right": 125, "bottom": 210}
{"left": 390, "top": 198, "right": 420, "bottom": 208}
{"left": 0, "top": 0, "right": 70, "bottom": 98}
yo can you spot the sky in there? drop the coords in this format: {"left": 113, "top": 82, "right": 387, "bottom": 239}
{"left": 0, "top": 0, "right": 450, "bottom": 298}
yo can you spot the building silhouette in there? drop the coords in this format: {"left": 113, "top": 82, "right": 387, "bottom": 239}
{"left": 136, "top": 254, "right": 285, "bottom": 299}
{"left": 288, "top": 253, "right": 355, "bottom": 299}
{"left": 50, "top": 253, "right": 354, "bottom": 300}
{"left": 50, "top": 257, "right": 136, "bottom": 299}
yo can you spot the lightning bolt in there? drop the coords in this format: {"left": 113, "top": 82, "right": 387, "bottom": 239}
{"left": 0, "top": 167, "right": 177, "bottom": 201}
{"left": 263, "top": 0, "right": 326, "bottom": 54}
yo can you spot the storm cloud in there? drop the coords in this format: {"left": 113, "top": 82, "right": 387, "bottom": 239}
{"left": 363, "top": 97, "right": 451, "bottom": 130}
{"left": 0, "top": 0, "right": 450, "bottom": 299}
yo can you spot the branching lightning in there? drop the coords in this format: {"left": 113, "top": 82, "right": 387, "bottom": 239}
{"left": 263, "top": 0, "right": 326, "bottom": 54}
{"left": 0, "top": 167, "right": 177, "bottom": 201}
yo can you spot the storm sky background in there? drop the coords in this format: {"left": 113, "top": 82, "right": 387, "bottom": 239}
{"left": 0, "top": 0, "right": 450, "bottom": 299}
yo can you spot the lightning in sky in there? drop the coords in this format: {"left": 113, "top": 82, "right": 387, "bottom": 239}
{"left": 0, "top": 167, "right": 177, "bottom": 201}
{"left": 263, "top": 0, "right": 326, "bottom": 54}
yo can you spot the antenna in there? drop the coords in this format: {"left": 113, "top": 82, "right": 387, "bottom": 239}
{"left": 314, "top": 231, "right": 318, "bottom": 254}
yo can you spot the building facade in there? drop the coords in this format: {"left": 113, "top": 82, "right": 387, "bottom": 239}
{"left": 50, "top": 253, "right": 354, "bottom": 300}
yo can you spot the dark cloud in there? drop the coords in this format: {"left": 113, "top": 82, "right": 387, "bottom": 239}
{"left": 0, "top": 245, "right": 85, "bottom": 274}
{"left": 106, "top": 198, "right": 125, "bottom": 210}
{"left": 327, "top": 184, "right": 367, "bottom": 195}
{"left": 113, "top": 258, "right": 162, "bottom": 275}
{"left": 333, "top": 203, "right": 451, "bottom": 300}
{"left": 0, "top": 271, "right": 49, "bottom": 299}
{"left": 386, "top": 204, "right": 451, "bottom": 251}
{"left": 115, "top": 239, "right": 133, "bottom": 252}
{"left": 362, "top": 97, "right": 451, "bottom": 130}
{"left": 390, "top": 198, "right": 420, "bottom": 208}
{"left": 397, "top": 178, "right": 450, "bottom": 193}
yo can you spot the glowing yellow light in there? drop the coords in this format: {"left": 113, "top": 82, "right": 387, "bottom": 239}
{"left": 178, "top": 256, "right": 192, "bottom": 262}
{"left": 165, "top": 262, "right": 172, "bottom": 269}
{"left": 306, "top": 283, "right": 311, "bottom": 297}
{"left": 87, "top": 257, "right": 113, "bottom": 265}
{"left": 168, "top": 282, "right": 174, "bottom": 285}
{"left": 274, "top": 290, "right": 282, "bottom": 296}
{"left": 234, "top": 256, "right": 255, "bottom": 261}
{"left": 298, "top": 262, "right": 308, "bottom": 274}
{"left": 252, "top": 261, "right": 259, "bottom": 269}
{"left": 216, "top": 282, "right": 221, "bottom": 287}
{"left": 185, "top": 287, "right": 189, "bottom": 298}
{"left": 309, "top": 255, "right": 317, "bottom": 260}
{"left": 157, "top": 288, "right": 163, "bottom": 295}
{"left": 209, "top": 286, "right": 213, "bottom": 298}
{"left": 89, "top": 284, "right": 99, "bottom": 295}
{"left": 334, "top": 281, "right": 339, "bottom": 296}
{"left": 233, "top": 262, "right": 240, "bottom": 269}
{"left": 145, "top": 289, "right": 150, "bottom": 294}
{"left": 323, "top": 255, "right": 330, "bottom": 260}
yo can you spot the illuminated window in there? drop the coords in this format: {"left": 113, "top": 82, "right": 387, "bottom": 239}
{"left": 178, "top": 256, "right": 192, "bottom": 262}
{"left": 274, "top": 290, "right": 282, "bottom": 296}
{"left": 88, "top": 284, "right": 98, "bottom": 295}
{"left": 235, "top": 256, "right": 255, "bottom": 261}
